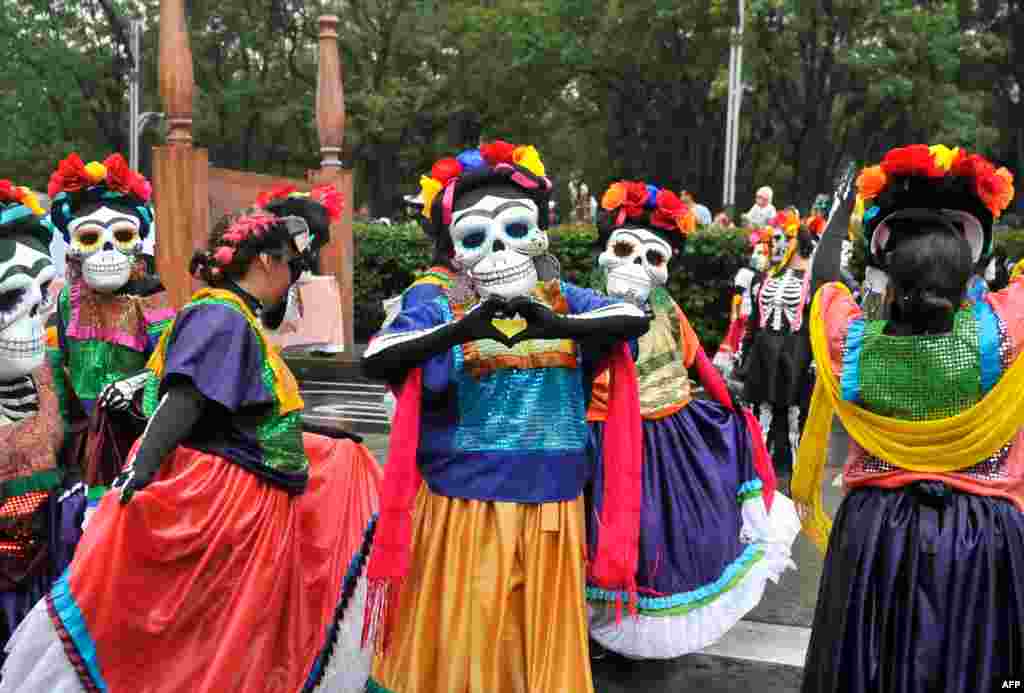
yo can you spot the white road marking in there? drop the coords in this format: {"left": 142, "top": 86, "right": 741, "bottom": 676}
{"left": 699, "top": 620, "right": 810, "bottom": 668}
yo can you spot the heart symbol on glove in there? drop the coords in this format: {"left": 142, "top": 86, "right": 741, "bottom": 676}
{"left": 491, "top": 318, "right": 528, "bottom": 340}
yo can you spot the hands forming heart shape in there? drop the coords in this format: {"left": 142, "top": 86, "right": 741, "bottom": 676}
{"left": 462, "top": 296, "right": 567, "bottom": 348}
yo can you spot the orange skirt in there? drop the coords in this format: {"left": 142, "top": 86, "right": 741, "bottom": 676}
{"left": 369, "top": 488, "right": 593, "bottom": 693}
{"left": 49, "top": 434, "right": 380, "bottom": 693}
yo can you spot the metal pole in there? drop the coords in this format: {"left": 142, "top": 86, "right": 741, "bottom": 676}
{"left": 731, "top": 0, "right": 744, "bottom": 207}
{"left": 723, "top": 40, "right": 736, "bottom": 208}
{"left": 723, "top": 0, "right": 744, "bottom": 210}
{"left": 129, "top": 19, "right": 142, "bottom": 171}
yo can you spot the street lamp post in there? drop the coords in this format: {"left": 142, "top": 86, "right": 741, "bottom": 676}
{"left": 130, "top": 19, "right": 142, "bottom": 171}
{"left": 129, "top": 20, "right": 166, "bottom": 171}
{"left": 722, "top": 0, "right": 745, "bottom": 211}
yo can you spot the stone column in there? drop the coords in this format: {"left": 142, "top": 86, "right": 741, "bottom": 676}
{"left": 153, "top": 0, "right": 210, "bottom": 308}
{"left": 308, "top": 14, "right": 355, "bottom": 357}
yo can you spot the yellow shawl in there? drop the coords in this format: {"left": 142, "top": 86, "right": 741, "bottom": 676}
{"left": 792, "top": 283, "right": 1024, "bottom": 552}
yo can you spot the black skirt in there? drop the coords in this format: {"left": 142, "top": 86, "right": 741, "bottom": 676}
{"left": 741, "top": 330, "right": 813, "bottom": 408}
{"left": 802, "top": 482, "right": 1024, "bottom": 693}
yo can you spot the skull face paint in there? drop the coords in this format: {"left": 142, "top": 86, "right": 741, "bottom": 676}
{"left": 452, "top": 194, "right": 544, "bottom": 299}
{"left": 598, "top": 227, "right": 672, "bottom": 305}
{"left": 840, "top": 240, "right": 853, "bottom": 273}
{"left": 67, "top": 206, "right": 142, "bottom": 293}
{"left": 0, "top": 239, "right": 55, "bottom": 380}
{"left": 771, "top": 227, "right": 791, "bottom": 265}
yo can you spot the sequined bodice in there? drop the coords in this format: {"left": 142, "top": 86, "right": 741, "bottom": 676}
{"left": 857, "top": 311, "right": 981, "bottom": 421}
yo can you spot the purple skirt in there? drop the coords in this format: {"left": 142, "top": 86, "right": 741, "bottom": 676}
{"left": 587, "top": 398, "right": 760, "bottom": 596}
{"left": 802, "top": 482, "right": 1024, "bottom": 693}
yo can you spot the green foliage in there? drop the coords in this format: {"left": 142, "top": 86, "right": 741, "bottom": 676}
{"left": 352, "top": 222, "right": 751, "bottom": 350}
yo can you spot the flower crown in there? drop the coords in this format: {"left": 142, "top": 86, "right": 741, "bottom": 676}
{"left": 768, "top": 209, "right": 801, "bottom": 237}
{"left": 202, "top": 212, "right": 282, "bottom": 279}
{"left": 255, "top": 183, "right": 345, "bottom": 223}
{"left": 418, "top": 140, "right": 549, "bottom": 222}
{"left": 856, "top": 144, "right": 1014, "bottom": 219}
{"left": 47, "top": 153, "right": 152, "bottom": 203}
{"left": 748, "top": 226, "right": 773, "bottom": 250}
{"left": 0, "top": 181, "right": 44, "bottom": 219}
{"left": 600, "top": 181, "right": 696, "bottom": 236}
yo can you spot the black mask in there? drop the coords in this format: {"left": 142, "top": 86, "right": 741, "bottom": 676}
{"left": 287, "top": 256, "right": 305, "bottom": 285}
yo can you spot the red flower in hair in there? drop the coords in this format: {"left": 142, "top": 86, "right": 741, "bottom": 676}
{"left": 256, "top": 184, "right": 298, "bottom": 208}
{"left": 48, "top": 153, "right": 90, "bottom": 198}
{"left": 0, "top": 180, "right": 16, "bottom": 203}
{"left": 622, "top": 181, "right": 649, "bottom": 218}
{"left": 128, "top": 173, "right": 152, "bottom": 202}
{"left": 976, "top": 167, "right": 1015, "bottom": 218}
{"left": 102, "top": 154, "right": 133, "bottom": 194}
{"left": 311, "top": 184, "right": 345, "bottom": 222}
{"left": 430, "top": 158, "right": 463, "bottom": 186}
{"left": 650, "top": 189, "right": 682, "bottom": 229}
{"left": 479, "top": 140, "right": 517, "bottom": 167}
{"left": 880, "top": 144, "right": 945, "bottom": 178}
{"left": 951, "top": 153, "right": 996, "bottom": 182}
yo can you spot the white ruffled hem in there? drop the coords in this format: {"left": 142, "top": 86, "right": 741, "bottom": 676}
{"left": 589, "top": 491, "right": 800, "bottom": 660}
{"left": 0, "top": 598, "right": 86, "bottom": 693}
{"left": 311, "top": 575, "right": 373, "bottom": 693}
{"left": 0, "top": 580, "right": 374, "bottom": 693}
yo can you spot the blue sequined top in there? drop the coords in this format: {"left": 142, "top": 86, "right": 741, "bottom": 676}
{"left": 378, "top": 278, "right": 621, "bottom": 503}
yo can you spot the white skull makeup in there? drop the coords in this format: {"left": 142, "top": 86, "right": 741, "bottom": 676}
{"left": 0, "top": 240, "right": 55, "bottom": 380}
{"left": 453, "top": 194, "right": 545, "bottom": 299}
{"left": 598, "top": 227, "right": 673, "bottom": 305}
{"left": 67, "top": 206, "right": 142, "bottom": 293}
{"left": 751, "top": 244, "right": 769, "bottom": 273}
{"left": 771, "top": 227, "right": 791, "bottom": 265}
{"left": 840, "top": 240, "right": 853, "bottom": 273}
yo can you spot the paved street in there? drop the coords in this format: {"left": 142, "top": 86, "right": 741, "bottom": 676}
{"left": 295, "top": 356, "right": 849, "bottom": 693}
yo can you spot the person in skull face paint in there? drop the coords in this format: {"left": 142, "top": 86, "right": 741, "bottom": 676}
{"left": 361, "top": 142, "right": 650, "bottom": 693}
{"left": 1, "top": 204, "right": 381, "bottom": 693}
{"left": 44, "top": 154, "right": 174, "bottom": 506}
{"left": 583, "top": 181, "right": 799, "bottom": 659}
{"left": 737, "top": 208, "right": 818, "bottom": 481}
{"left": 0, "top": 182, "right": 85, "bottom": 657}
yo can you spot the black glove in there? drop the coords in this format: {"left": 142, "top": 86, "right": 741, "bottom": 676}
{"left": 302, "top": 421, "right": 364, "bottom": 443}
{"left": 504, "top": 297, "right": 651, "bottom": 345}
{"left": 362, "top": 296, "right": 513, "bottom": 382}
{"left": 116, "top": 381, "right": 206, "bottom": 504}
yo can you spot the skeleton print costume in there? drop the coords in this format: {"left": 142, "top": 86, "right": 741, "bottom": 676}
{"left": 738, "top": 211, "right": 816, "bottom": 475}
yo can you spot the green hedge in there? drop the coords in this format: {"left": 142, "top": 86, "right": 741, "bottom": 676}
{"left": 353, "top": 221, "right": 1024, "bottom": 348}
{"left": 353, "top": 221, "right": 751, "bottom": 351}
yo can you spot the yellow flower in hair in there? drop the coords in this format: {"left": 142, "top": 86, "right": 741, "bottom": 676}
{"left": 419, "top": 175, "right": 443, "bottom": 220}
{"left": 1012, "top": 258, "right": 1024, "bottom": 281}
{"left": 512, "top": 145, "right": 546, "bottom": 177}
{"left": 929, "top": 144, "right": 960, "bottom": 172}
{"left": 17, "top": 187, "right": 44, "bottom": 216}
{"left": 84, "top": 161, "right": 107, "bottom": 184}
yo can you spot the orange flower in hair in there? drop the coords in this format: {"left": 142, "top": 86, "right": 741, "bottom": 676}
{"left": 856, "top": 165, "right": 887, "bottom": 201}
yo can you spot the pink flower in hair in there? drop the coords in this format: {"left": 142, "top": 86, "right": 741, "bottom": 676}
{"left": 223, "top": 230, "right": 245, "bottom": 243}
{"left": 225, "top": 211, "right": 278, "bottom": 241}
{"left": 213, "top": 246, "right": 235, "bottom": 265}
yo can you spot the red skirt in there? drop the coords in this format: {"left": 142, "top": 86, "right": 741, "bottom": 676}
{"left": 54, "top": 434, "right": 380, "bottom": 693}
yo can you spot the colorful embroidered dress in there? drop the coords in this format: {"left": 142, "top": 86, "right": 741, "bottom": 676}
{"left": 367, "top": 272, "right": 626, "bottom": 693}
{"left": 0, "top": 366, "right": 82, "bottom": 652}
{"left": 585, "top": 288, "right": 799, "bottom": 658}
{"left": 796, "top": 280, "right": 1024, "bottom": 692}
{"left": 1, "top": 287, "right": 379, "bottom": 693}
{"left": 49, "top": 264, "right": 172, "bottom": 420}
